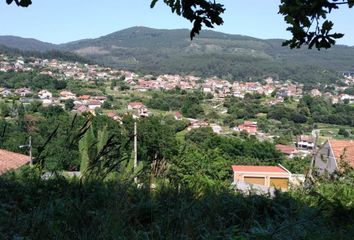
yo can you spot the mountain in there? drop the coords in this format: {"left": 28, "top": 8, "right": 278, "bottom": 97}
{"left": 0, "top": 36, "right": 57, "bottom": 52}
{"left": 2, "top": 26, "right": 354, "bottom": 84}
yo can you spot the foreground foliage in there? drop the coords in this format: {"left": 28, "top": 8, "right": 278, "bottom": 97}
{"left": 1, "top": 169, "right": 353, "bottom": 239}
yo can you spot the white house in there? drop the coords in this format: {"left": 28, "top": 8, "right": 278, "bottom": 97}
{"left": 59, "top": 90, "right": 76, "bottom": 100}
{"left": 87, "top": 100, "right": 102, "bottom": 110}
{"left": 0, "top": 88, "right": 12, "bottom": 97}
{"left": 15, "top": 88, "right": 32, "bottom": 97}
{"left": 38, "top": 90, "right": 53, "bottom": 99}
{"left": 128, "top": 102, "right": 145, "bottom": 110}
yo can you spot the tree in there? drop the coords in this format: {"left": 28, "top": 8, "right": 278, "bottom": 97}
{"left": 338, "top": 127, "right": 350, "bottom": 137}
{"left": 150, "top": 0, "right": 225, "bottom": 39}
{"left": 168, "top": 144, "right": 230, "bottom": 188}
{"left": 102, "top": 101, "right": 112, "bottom": 109}
{"left": 0, "top": 103, "right": 10, "bottom": 118}
{"left": 5, "top": 0, "right": 31, "bottom": 7}
{"left": 137, "top": 116, "right": 178, "bottom": 178}
{"left": 7, "top": 0, "right": 353, "bottom": 49}
{"left": 64, "top": 99, "right": 74, "bottom": 111}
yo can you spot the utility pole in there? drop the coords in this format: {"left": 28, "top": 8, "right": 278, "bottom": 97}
{"left": 29, "top": 136, "right": 32, "bottom": 167}
{"left": 134, "top": 120, "right": 138, "bottom": 184}
{"left": 308, "top": 130, "right": 319, "bottom": 179}
{"left": 19, "top": 136, "right": 32, "bottom": 167}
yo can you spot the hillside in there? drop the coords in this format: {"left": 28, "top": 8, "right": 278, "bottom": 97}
{"left": 0, "top": 45, "right": 92, "bottom": 64}
{"left": 0, "top": 36, "right": 57, "bottom": 52}
{"left": 2, "top": 27, "right": 354, "bottom": 84}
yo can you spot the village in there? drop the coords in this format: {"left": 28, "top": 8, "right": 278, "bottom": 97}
{"left": 1, "top": 53, "right": 354, "bottom": 194}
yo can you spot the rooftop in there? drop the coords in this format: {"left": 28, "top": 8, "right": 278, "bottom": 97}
{"left": 0, "top": 149, "right": 30, "bottom": 174}
{"left": 328, "top": 140, "right": 354, "bottom": 168}
{"left": 276, "top": 144, "right": 297, "bottom": 155}
{"left": 232, "top": 165, "right": 289, "bottom": 173}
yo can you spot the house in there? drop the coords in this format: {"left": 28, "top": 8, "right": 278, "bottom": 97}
{"left": 87, "top": 100, "right": 102, "bottom": 110}
{"left": 210, "top": 124, "right": 222, "bottom": 134}
{"left": 174, "top": 112, "right": 182, "bottom": 120}
{"left": 232, "top": 165, "right": 291, "bottom": 191}
{"left": 0, "top": 88, "right": 12, "bottom": 97}
{"left": 15, "top": 87, "right": 32, "bottom": 97}
{"left": 138, "top": 107, "right": 149, "bottom": 117}
{"left": 79, "top": 95, "right": 91, "bottom": 101}
{"left": 41, "top": 99, "right": 53, "bottom": 106}
{"left": 236, "top": 121, "right": 258, "bottom": 135}
{"left": 276, "top": 89, "right": 291, "bottom": 98}
{"left": 339, "top": 94, "right": 354, "bottom": 103}
{"left": 310, "top": 89, "right": 322, "bottom": 97}
{"left": 128, "top": 102, "right": 145, "bottom": 110}
{"left": 0, "top": 149, "right": 30, "bottom": 174}
{"left": 38, "top": 90, "right": 52, "bottom": 99}
{"left": 276, "top": 144, "right": 298, "bottom": 158}
{"left": 127, "top": 102, "right": 149, "bottom": 117}
{"left": 295, "top": 135, "right": 314, "bottom": 150}
{"left": 73, "top": 104, "right": 89, "bottom": 113}
{"left": 314, "top": 139, "right": 354, "bottom": 175}
{"left": 93, "top": 96, "right": 107, "bottom": 103}
{"left": 187, "top": 120, "right": 209, "bottom": 131}
{"left": 60, "top": 90, "right": 76, "bottom": 100}
{"left": 78, "top": 95, "right": 91, "bottom": 104}
{"left": 106, "top": 112, "right": 122, "bottom": 123}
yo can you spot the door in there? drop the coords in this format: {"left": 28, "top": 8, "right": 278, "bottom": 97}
{"left": 244, "top": 176, "right": 265, "bottom": 186}
{"left": 270, "top": 178, "right": 289, "bottom": 190}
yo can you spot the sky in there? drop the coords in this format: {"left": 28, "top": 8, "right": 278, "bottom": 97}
{"left": 0, "top": 0, "right": 354, "bottom": 46}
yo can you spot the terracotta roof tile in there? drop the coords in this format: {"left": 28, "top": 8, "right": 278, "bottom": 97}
{"left": 329, "top": 140, "right": 354, "bottom": 168}
{"left": 276, "top": 144, "right": 297, "bottom": 155}
{"left": 0, "top": 149, "right": 30, "bottom": 174}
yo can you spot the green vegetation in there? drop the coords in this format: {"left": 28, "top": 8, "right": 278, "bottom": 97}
{"left": 146, "top": 90, "right": 206, "bottom": 118}
{"left": 0, "top": 165, "right": 353, "bottom": 239}
{"left": 0, "top": 86, "right": 353, "bottom": 239}
{"left": 0, "top": 71, "right": 66, "bottom": 91}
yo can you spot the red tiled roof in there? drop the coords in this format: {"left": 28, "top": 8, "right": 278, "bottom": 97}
{"left": 0, "top": 149, "right": 30, "bottom": 174}
{"left": 276, "top": 144, "right": 296, "bottom": 155}
{"left": 175, "top": 112, "right": 182, "bottom": 117}
{"left": 128, "top": 102, "right": 145, "bottom": 108}
{"left": 329, "top": 140, "right": 354, "bottom": 168}
{"left": 79, "top": 95, "right": 91, "bottom": 100}
{"left": 88, "top": 100, "right": 102, "bottom": 106}
{"left": 232, "top": 165, "right": 289, "bottom": 173}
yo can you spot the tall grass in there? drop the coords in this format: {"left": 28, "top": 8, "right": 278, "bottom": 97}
{"left": 1, "top": 170, "right": 353, "bottom": 239}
